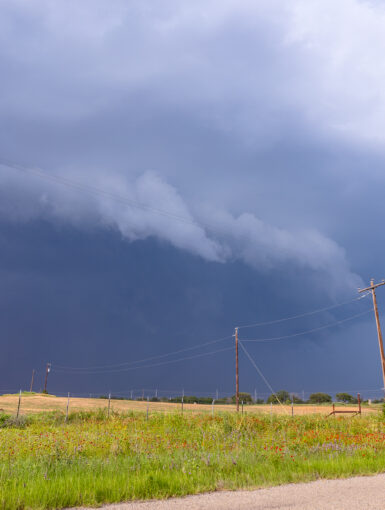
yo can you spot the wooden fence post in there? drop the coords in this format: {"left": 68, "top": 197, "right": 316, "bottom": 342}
{"left": 65, "top": 392, "right": 70, "bottom": 422}
{"left": 16, "top": 389, "right": 21, "bottom": 419}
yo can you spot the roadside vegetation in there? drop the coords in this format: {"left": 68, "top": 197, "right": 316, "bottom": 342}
{"left": 0, "top": 408, "right": 385, "bottom": 509}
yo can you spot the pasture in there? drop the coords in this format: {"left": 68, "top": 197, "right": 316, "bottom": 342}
{"left": 0, "top": 392, "right": 378, "bottom": 416}
{"left": 0, "top": 398, "right": 384, "bottom": 509}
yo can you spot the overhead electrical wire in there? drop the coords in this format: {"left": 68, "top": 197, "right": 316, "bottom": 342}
{"left": 52, "top": 334, "right": 232, "bottom": 371}
{"left": 51, "top": 300, "right": 373, "bottom": 372}
{"left": 51, "top": 345, "right": 234, "bottom": 374}
{"left": 240, "top": 307, "right": 373, "bottom": 343}
{"left": 239, "top": 340, "right": 289, "bottom": 414}
{"left": 0, "top": 159, "right": 202, "bottom": 228}
{"left": 237, "top": 293, "right": 370, "bottom": 329}
{"left": 0, "top": 159, "right": 234, "bottom": 241}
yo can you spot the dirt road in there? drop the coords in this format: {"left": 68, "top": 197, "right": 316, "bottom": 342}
{"left": 85, "top": 474, "right": 385, "bottom": 510}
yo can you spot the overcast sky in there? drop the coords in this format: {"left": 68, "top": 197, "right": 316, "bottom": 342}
{"left": 1, "top": 0, "right": 385, "bottom": 399}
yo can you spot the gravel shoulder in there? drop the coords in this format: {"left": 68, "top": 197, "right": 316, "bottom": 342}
{"left": 77, "top": 474, "right": 385, "bottom": 510}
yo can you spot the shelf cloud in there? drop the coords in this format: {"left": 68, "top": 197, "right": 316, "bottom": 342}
{"left": 0, "top": 163, "right": 361, "bottom": 293}
{"left": 1, "top": 0, "right": 381, "bottom": 293}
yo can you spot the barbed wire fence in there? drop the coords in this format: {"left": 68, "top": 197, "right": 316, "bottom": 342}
{"left": 2, "top": 385, "right": 384, "bottom": 420}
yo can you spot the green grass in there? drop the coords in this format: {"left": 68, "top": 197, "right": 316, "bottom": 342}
{"left": 0, "top": 409, "right": 385, "bottom": 509}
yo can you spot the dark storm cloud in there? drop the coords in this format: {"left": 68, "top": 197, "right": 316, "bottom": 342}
{"left": 1, "top": 0, "right": 385, "bottom": 395}
{"left": 3, "top": 0, "right": 384, "bottom": 291}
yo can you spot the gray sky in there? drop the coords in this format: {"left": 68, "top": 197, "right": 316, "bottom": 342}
{"left": 1, "top": 0, "right": 385, "bottom": 399}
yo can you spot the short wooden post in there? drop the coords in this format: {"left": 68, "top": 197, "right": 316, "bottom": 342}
{"left": 108, "top": 393, "right": 111, "bottom": 418}
{"left": 181, "top": 395, "right": 184, "bottom": 415}
{"left": 291, "top": 398, "right": 294, "bottom": 417}
{"left": 16, "top": 389, "right": 21, "bottom": 418}
{"left": 357, "top": 393, "right": 361, "bottom": 415}
{"left": 65, "top": 392, "right": 70, "bottom": 422}
{"left": 212, "top": 399, "right": 215, "bottom": 416}
{"left": 241, "top": 400, "right": 244, "bottom": 415}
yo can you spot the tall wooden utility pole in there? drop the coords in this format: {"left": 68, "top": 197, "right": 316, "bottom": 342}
{"left": 234, "top": 327, "right": 239, "bottom": 412}
{"left": 43, "top": 363, "right": 51, "bottom": 394}
{"left": 30, "top": 369, "right": 35, "bottom": 393}
{"left": 359, "top": 279, "right": 385, "bottom": 397}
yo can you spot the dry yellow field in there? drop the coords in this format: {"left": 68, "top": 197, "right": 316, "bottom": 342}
{"left": 0, "top": 393, "right": 378, "bottom": 416}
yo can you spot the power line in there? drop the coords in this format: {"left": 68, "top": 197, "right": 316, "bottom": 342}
{"left": 0, "top": 160, "right": 202, "bottom": 229}
{"left": 241, "top": 308, "right": 373, "bottom": 343}
{"left": 50, "top": 300, "right": 371, "bottom": 371}
{"left": 237, "top": 293, "right": 370, "bottom": 330}
{"left": 52, "top": 334, "right": 232, "bottom": 371}
{"left": 238, "top": 341, "right": 289, "bottom": 414}
{"left": 0, "top": 159, "right": 235, "bottom": 243}
{"left": 52, "top": 345, "right": 234, "bottom": 374}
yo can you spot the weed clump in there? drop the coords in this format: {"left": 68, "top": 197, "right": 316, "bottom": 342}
{"left": 0, "top": 414, "right": 29, "bottom": 428}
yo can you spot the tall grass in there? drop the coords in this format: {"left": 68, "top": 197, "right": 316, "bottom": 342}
{"left": 0, "top": 410, "right": 384, "bottom": 509}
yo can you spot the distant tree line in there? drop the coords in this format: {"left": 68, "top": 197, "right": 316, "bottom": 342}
{"left": 98, "top": 390, "right": 371, "bottom": 405}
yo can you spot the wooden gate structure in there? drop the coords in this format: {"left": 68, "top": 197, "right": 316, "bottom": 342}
{"left": 327, "top": 393, "right": 361, "bottom": 417}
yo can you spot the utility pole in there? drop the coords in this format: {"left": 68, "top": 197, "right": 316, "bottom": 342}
{"left": 43, "top": 363, "right": 51, "bottom": 394}
{"left": 30, "top": 369, "right": 35, "bottom": 393}
{"left": 234, "top": 327, "right": 239, "bottom": 412}
{"left": 359, "top": 279, "right": 385, "bottom": 397}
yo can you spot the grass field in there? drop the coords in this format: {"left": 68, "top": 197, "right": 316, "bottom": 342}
{"left": 0, "top": 392, "right": 379, "bottom": 416}
{"left": 0, "top": 401, "right": 384, "bottom": 509}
